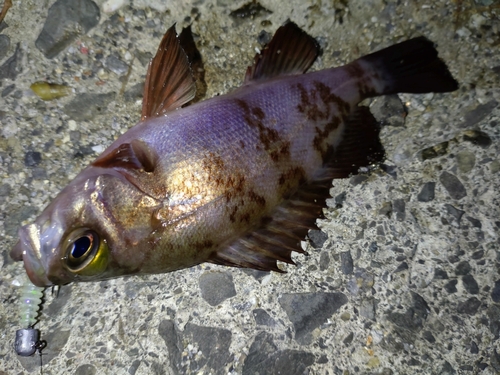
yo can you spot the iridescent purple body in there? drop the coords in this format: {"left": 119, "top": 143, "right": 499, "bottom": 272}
{"left": 11, "top": 23, "right": 458, "bottom": 286}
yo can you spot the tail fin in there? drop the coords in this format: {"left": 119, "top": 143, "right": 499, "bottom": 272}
{"left": 359, "top": 37, "right": 458, "bottom": 94}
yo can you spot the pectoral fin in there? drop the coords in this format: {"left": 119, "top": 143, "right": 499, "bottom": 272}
{"left": 93, "top": 139, "right": 158, "bottom": 172}
{"left": 141, "top": 25, "right": 196, "bottom": 120}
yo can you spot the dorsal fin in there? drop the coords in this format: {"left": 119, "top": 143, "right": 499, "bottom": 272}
{"left": 141, "top": 24, "right": 196, "bottom": 121}
{"left": 209, "top": 106, "right": 384, "bottom": 272}
{"left": 93, "top": 139, "right": 158, "bottom": 172}
{"left": 179, "top": 25, "right": 207, "bottom": 104}
{"left": 244, "top": 21, "right": 320, "bottom": 84}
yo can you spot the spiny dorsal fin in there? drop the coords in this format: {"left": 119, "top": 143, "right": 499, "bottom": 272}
{"left": 93, "top": 139, "right": 158, "bottom": 172}
{"left": 141, "top": 24, "right": 196, "bottom": 121}
{"left": 179, "top": 25, "right": 207, "bottom": 104}
{"left": 208, "top": 107, "right": 385, "bottom": 272}
{"left": 244, "top": 21, "right": 320, "bottom": 84}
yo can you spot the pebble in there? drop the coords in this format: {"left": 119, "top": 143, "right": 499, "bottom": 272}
{"left": 359, "top": 298, "right": 376, "bottom": 320}
{"left": 198, "top": 272, "right": 236, "bottom": 306}
{"left": 445, "top": 204, "right": 465, "bottom": 224}
{"left": 158, "top": 320, "right": 232, "bottom": 374}
{"left": 417, "top": 182, "right": 435, "bottom": 202}
{"left": 340, "top": 251, "right": 353, "bottom": 274}
{"left": 461, "top": 100, "right": 498, "bottom": 128}
{"left": 456, "top": 151, "right": 476, "bottom": 174}
{"left": 252, "top": 308, "right": 276, "bottom": 327}
{"left": 457, "top": 297, "right": 481, "bottom": 315}
{"left": 0, "top": 34, "right": 10, "bottom": 61}
{"left": 439, "top": 172, "right": 467, "bottom": 200}
{"left": 461, "top": 274, "right": 479, "bottom": 294}
{"left": 455, "top": 261, "right": 472, "bottom": 276}
{"left": 491, "top": 280, "right": 500, "bottom": 303}
{"left": 63, "top": 93, "right": 115, "bottom": 121}
{"left": 393, "top": 199, "right": 405, "bottom": 221}
{"left": 308, "top": 230, "right": 328, "bottom": 249}
{"left": 463, "top": 129, "right": 492, "bottom": 148}
{"left": 0, "top": 43, "right": 21, "bottom": 80}
{"left": 370, "top": 95, "right": 406, "bottom": 127}
{"left": 279, "top": 292, "right": 348, "bottom": 344}
{"left": 242, "top": 332, "right": 315, "bottom": 375}
{"left": 35, "top": 0, "right": 100, "bottom": 58}
{"left": 105, "top": 54, "right": 129, "bottom": 75}
{"left": 24, "top": 151, "right": 42, "bottom": 167}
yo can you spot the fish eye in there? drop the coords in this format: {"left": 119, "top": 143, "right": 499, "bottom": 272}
{"left": 65, "top": 229, "right": 109, "bottom": 276}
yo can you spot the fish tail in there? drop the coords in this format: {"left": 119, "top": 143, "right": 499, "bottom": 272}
{"left": 359, "top": 36, "right": 459, "bottom": 95}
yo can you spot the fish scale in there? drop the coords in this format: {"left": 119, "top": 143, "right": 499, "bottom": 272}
{"left": 10, "top": 22, "right": 458, "bottom": 286}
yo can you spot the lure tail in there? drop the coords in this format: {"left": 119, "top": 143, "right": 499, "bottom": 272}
{"left": 359, "top": 36, "right": 459, "bottom": 95}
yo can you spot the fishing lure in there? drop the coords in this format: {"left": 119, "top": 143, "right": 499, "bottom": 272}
{"left": 14, "top": 274, "right": 46, "bottom": 357}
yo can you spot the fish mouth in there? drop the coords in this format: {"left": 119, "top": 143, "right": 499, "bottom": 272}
{"left": 11, "top": 224, "right": 54, "bottom": 287}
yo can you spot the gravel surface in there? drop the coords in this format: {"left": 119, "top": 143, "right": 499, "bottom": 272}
{"left": 0, "top": 0, "right": 499, "bottom": 374}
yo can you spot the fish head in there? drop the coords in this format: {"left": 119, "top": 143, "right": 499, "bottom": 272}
{"left": 10, "top": 168, "right": 159, "bottom": 287}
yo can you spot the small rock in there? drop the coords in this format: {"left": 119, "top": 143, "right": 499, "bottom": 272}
{"left": 455, "top": 261, "right": 472, "bottom": 275}
{"left": 462, "top": 275, "right": 479, "bottom": 294}
{"left": 434, "top": 268, "right": 448, "bottom": 279}
{"left": 393, "top": 199, "right": 405, "bottom": 221}
{"left": 456, "top": 151, "right": 476, "bottom": 174}
{"left": 492, "top": 280, "right": 500, "bottom": 303}
{"left": 440, "top": 171, "right": 467, "bottom": 200}
{"left": 199, "top": 272, "right": 237, "bottom": 306}
{"left": 0, "top": 43, "right": 21, "bottom": 80}
{"left": 422, "top": 330, "right": 435, "bottom": 343}
{"left": 417, "top": 182, "right": 435, "bottom": 202}
{"left": 242, "top": 332, "right": 315, "bottom": 375}
{"left": 470, "top": 341, "right": 479, "bottom": 354}
{"left": 491, "top": 349, "right": 500, "bottom": 372}
{"left": 35, "top": 0, "right": 100, "bottom": 58}
{"left": 24, "top": 151, "right": 42, "bottom": 167}
{"left": 319, "top": 251, "right": 330, "bottom": 271}
{"left": 105, "top": 54, "right": 129, "bottom": 75}
{"left": 466, "top": 216, "right": 482, "bottom": 228}
{"left": 257, "top": 30, "right": 271, "bottom": 45}
{"left": 343, "top": 332, "right": 354, "bottom": 346}
{"left": 368, "top": 241, "right": 378, "bottom": 253}
{"left": 75, "top": 364, "right": 96, "bottom": 375}
{"left": 350, "top": 174, "right": 368, "bottom": 186}
{"left": 394, "top": 261, "right": 408, "bottom": 273}
{"left": 461, "top": 100, "right": 498, "bottom": 128}
{"left": 457, "top": 297, "right": 481, "bottom": 315}
{"left": 439, "top": 361, "right": 456, "bottom": 375}
{"left": 378, "top": 201, "right": 392, "bottom": 217}
{"left": 63, "top": 92, "right": 115, "bottom": 121}
{"left": 279, "top": 292, "right": 348, "bottom": 344}
{"left": 445, "top": 204, "right": 465, "bottom": 223}
{"left": 421, "top": 141, "right": 449, "bottom": 160}
{"left": 359, "top": 298, "right": 376, "bottom": 320}
{"left": 463, "top": 129, "right": 492, "bottom": 148}
{"left": 340, "top": 251, "right": 353, "bottom": 274}
{"left": 308, "top": 230, "right": 328, "bottom": 249}
{"left": 0, "top": 34, "right": 10, "bottom": 61}
{"left": 370, "top": 95, "right": 407, "bottom": 127}
{"left": 252, "top": 309, "right": 276, "bottom": 327}
{"left": 334, "top": 191, "right": 347, "bottom": 207}
{"left": 444, "top": 280, "right": 458, "bottom": 293}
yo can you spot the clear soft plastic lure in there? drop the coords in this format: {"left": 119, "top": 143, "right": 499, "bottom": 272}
{"left": 14, "top": 274, "right": 46, "bottom": 357}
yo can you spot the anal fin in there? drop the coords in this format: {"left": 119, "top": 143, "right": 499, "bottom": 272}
{"left": 209, "top": 106, "right": 384, "bottom": 272}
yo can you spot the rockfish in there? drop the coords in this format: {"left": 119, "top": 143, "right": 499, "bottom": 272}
{"left": 10, "top": 22, "right": 458, "bottom": 286}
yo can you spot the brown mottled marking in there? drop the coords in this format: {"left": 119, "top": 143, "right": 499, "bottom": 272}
{"left": 269, "top": 140, "right": 291, "bottom": 163}
{"left": 192, "top": 240, "right": 214, "bottom": 252}
{"left": 248, "top": 190, "right": 266, "bottom": 206}
{"left": 235, "top": 98, "right": 282, "bottom": 153}
{"left": 312, "top": 116, "right": 341, "bottom": 159}
{"left": 277, "top": 166, "right": 306, "bottom": 198}
{"left": 295, "top": 82, "right": 351, "bottom": 122}
{"left": 345, "top": 62, "right": 377, "bottom": 97}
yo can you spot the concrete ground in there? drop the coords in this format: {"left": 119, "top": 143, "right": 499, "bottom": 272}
{"left": 0, "top": 0, "right": 499, "bottom": 374}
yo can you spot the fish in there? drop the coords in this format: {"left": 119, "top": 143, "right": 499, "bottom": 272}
{"left": 10, "top": 22, "right": 458, "bottom": 287}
